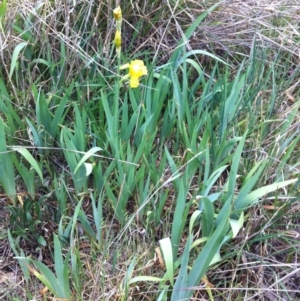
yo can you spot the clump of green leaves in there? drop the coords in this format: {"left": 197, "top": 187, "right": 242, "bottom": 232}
{"left": 1, "top": 1, "right": 299, "bottom": 300}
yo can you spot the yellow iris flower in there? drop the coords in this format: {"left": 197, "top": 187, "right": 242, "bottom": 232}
{"left": 120, "top": 60, "right": 148, "bottom": 88}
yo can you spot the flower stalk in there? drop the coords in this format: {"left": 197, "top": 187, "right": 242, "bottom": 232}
{"left": 113, "top": 5, "right": 147, "bottom": 88}
{"left": 113, "top": 6, "right": 122, "bottom": 58}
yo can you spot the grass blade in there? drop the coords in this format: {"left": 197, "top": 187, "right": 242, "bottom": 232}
{"left": 9, "top": 42, "right": 28, "bottom": 78}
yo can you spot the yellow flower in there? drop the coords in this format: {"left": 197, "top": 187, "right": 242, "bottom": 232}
{"left": 113, "top": 6, "right": 122, "bottom": 22}
{"left": 114, "top": 29, "right": 121, "bottom": 56}
{"left": 120, "top": 60, "right": 148, "bottom": 88}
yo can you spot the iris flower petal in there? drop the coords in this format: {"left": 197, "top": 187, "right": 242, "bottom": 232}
{"left": 120, "top": 60, "right": 147, "bottom": 88}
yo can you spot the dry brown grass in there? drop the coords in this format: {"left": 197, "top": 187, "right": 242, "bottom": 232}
{"left": 1, "top": 0, "right": 299, "bottom": 67}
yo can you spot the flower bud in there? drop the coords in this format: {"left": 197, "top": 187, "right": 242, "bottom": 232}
{"left": 114, "top": 29, "right": 121, "bottom": 56}
{"left": 113, "top": 6, "right": 122, "bottom": 22}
